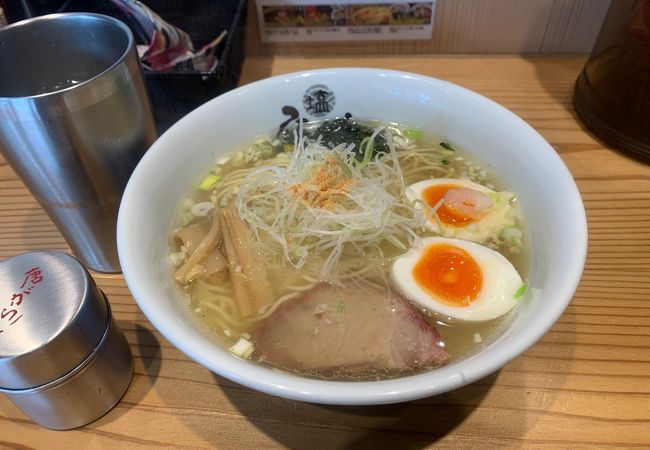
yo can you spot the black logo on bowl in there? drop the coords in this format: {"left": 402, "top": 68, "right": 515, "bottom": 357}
{"left": 277, "top": 105, "right": 308, "bottom": 136}
{"left": 303, "top": 84, "right": 335, "bottom": 118}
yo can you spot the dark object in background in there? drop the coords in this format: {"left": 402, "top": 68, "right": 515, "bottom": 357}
{"left": 11, "top": 0, "right": 247, "bottom": 132}
{"left": 574, "top": 0, "right": 650, "bottom": 163}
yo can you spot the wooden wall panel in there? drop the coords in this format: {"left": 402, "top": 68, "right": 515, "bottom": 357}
{"left": 540, "top": 0, "right": 612, "bottom": 53}
{"left": 245, "top": 0, "right": 612, "bottom": 56}
{"left": 431, "top": 0, "right": 553, "bottom": 53}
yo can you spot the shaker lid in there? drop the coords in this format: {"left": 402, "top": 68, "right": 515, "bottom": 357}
{"left": 0, "top": 251, "right": 108, "bottom": 390}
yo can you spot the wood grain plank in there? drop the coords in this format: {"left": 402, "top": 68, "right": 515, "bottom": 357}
{"left": 539, "top": 0, "right": 611, "bottom": 53}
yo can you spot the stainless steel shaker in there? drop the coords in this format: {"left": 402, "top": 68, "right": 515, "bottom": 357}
{"left": 0, "top": 13, "right": 157, "bottom": 272}
{"left": 0, "top": 251, "right": 133, "bottom": 430}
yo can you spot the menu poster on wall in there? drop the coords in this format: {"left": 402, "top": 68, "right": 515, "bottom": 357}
{"left": 256, "top": 0, "right": 436, "bottom": 43}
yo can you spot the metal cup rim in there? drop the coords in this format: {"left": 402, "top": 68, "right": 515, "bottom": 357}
{"left": 0, "top": 12, "right": 135, "bottom": 100}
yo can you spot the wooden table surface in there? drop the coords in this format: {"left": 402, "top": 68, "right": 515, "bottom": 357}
{"left": 1, "top": 56, "right": 649, "bottom": 449}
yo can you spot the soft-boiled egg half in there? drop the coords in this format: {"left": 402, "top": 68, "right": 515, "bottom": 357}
{"left": 406, "top": 178, "right": 517, "bottom": 244}
{"left": 392, "top": 237, "right": 523, "bottom": 322}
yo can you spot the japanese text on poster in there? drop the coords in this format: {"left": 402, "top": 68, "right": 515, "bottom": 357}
{"left": 256, "top": 0, "right": 436, "bottom": 42}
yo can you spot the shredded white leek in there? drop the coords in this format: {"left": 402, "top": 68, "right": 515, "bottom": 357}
{"left": 234, "top": 130, "right": 425, "bottom": 280}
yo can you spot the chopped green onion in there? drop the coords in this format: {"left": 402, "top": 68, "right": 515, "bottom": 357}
{"left": 404, "top": 128, "right": 423, "bottom": 140}
{"left": 440, "top": 142, "right": 455, "bottom": 151}
{"left": 441, "top": 159, "right": 450, "bottom": 165}
{"left": 168, "top": 251, "right": 186, "bottom": 267}
{"left": 198, "top": 174, "right": 220, "bottom": 191}
{"left": 229, "top": 337, "right": 255, "bottom": 359}
{"left": 500, "top": 226, "right": 523, "bottom": 246}
{"left": 514, "top": 283, "right": 529, "bottom": 300}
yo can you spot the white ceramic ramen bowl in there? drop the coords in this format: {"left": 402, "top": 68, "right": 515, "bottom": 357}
{"left": 118, "top": 68, "right": 587, "bottom": 405}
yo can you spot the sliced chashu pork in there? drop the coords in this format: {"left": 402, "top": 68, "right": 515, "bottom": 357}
{"left": 253, "top": 283, "right": 449, "bottom": 372}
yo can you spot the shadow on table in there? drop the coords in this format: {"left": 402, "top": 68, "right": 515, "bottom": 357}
{"left": 208, "top": 314, "right": 578, "bottom": 448}
{"left": 526, "top": 56, "right": 650, "bottom": 166}
{"left": 93, "top": 323, "right": 162, "bottom": 426}
{"left": 525, "top": 57, "right": 585, "bottom": 114}
{"left": 215, "top": 370, "right": 501, "bottom": 449}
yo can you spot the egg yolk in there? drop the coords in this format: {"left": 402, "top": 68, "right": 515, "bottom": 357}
{"left": 422, "top": 183, "right": 473, "bottom": 226}
{"left": 413, "top": 243, "right": 483, "bottom": 307}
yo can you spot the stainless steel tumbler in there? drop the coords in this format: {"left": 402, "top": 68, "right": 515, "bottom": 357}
{"left": 0, "top": 13, "right": 157, "bottom": 272}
